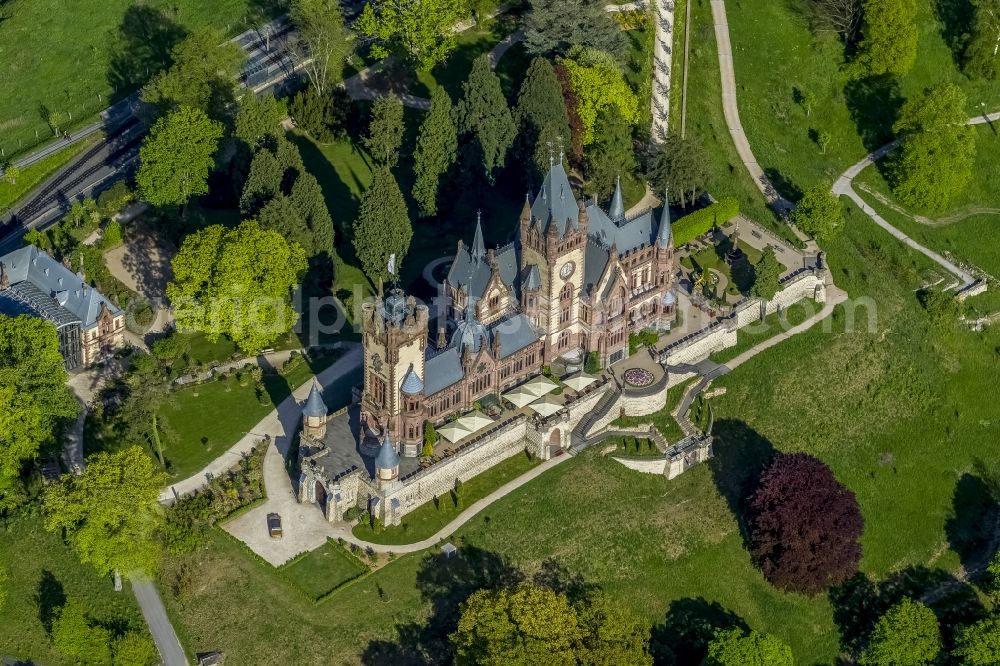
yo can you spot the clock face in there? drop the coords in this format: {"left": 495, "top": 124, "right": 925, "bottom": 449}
{"left": 560, "top": 261, "right": 575, "bottom": 279}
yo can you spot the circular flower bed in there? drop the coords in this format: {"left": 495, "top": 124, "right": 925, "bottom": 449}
{"left": 623, "top": 368, "right": 655, "bottom": 387}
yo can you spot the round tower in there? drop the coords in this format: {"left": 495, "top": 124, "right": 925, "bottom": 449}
{"left": 302, "top": 382, "right": 328, "bottom": 439}
{"left": 374, "top": 432, "right": 400, "bottom": 485}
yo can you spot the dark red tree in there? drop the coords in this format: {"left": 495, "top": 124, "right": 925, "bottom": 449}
{"left": 747, "top": 452, "right": 864, "bottom": 595}
{"left": 552, "top": 62, "right": 584, "bottom": 165}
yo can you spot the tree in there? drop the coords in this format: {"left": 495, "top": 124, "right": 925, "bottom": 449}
{"left": 750, "top": 248, "right": 784, "bottom": 302}
{"left": 112, "top": 631, "right": 158, "bottom": 666}
{"left": 963, "top": 0, "right": 1000, "bottom": 80}
{"left": 849, "top": 0, "right": 918, "bottom": 78}
{"left": 859, "top": 598, "right": 941, "bottom": 666}
{"left": 953, "top": 615, "right": 1000, "bottom": 665}
{"left": 558, "top": 52, "right": 639, "bottom": 146}
{"left": 456, "top": 55, "right": 517, "bottom": 180}
{"left": 357, "top": 0, "right": 468, "bottom": 70}
{"left": 816, "top": 129, "right": 832, "bottom": 154}
{"left": 258, "top": 195, "right": 310, "bottom": 254}
{"left": 51, "top": 599, "right": 112, "bottom": 664}
{"left": 746, "top": 452, "right": 864, "bottom": 594}
{"left": 235, "top": 92, "right": 284, "bottom": 150}
{"left": 141, "top": 31, "right": 244, "bottom": 119}
{"left": 167, "top": 221, "right": 307, "bottom": 354}
{"left": 0, "top": 384, "right": 48, "bottom": 484}
{"left": 288, "top": 85, "right": 351, "bottom": 142}
{"left": 0, "top": 314, "right": 77, "bottom": 431}
{"left": 647, "top": 134, "right": 710, "bottom": 208}
{"left": 291, "top": 171, "right": 335, "bottom": 257}
{"left": 514, "top": 57, "right": 572, "bottom": 180}
{"left": 919, "top": 288, "right": 960, "bottom": 331}
{"left": 523, "top": 0, "right": 627, "bottom": 57}
{"left": 289, "top": 0, "right": 351, "bottom": 96}
{"left": 704, "top": 628, "right": 794, "bottom": 666}
{"left": 136, "top": 106, "right": 224, "bottom": 212}
{"left": 586, "top": 106, "right": 637, "bottom": 200}
{"left": 423, "top": 422, "right": 438, "bottom": 456}
{"left": 3, "top": 164, "right": 20, "bottom": 185}
{"left": 413, "top": 87, "right": 458, "bottom": 217}
{"left": 115, "top": 353, "right": 171, "bottom": 467}
{"left": 790, "top": 184, "right": 844, "bottom": 240}
{"left": 364, "top": 95, "right": 405, "bottom": 167}
{"left": 889, "top": 83, "right": 976, "bottom": 212}
{"left": 44, "top": 447, "right": 166, "bottom": 577}
{"left": 353, "top": 167, "right": 412, "bottom": 285}
{"left": 807, "top": 0, "right": 863, "bottom": 42}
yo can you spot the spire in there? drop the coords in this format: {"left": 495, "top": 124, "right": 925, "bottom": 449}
{"left": 609, "top": 176, "right": 624, "bottom": 221}
{"left": 375, "top": 432, "right": 400, "bottom": 471}
{"left": 657, "top": 190, "right": 673, "bottom": 249}
{"left": 303, "top": 382, "right": 326, "bottom": 418}
{"left": 471, "top": 214, "right": 486, "bottom": 262}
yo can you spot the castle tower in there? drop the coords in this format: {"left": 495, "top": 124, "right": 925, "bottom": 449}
{"left": 360, "top": 288, "right": 429, "bottom": 454}
{"left": 655, "top": 191, "right": 677, "bottom": 328}
{"left": 374, "top": 432, "right": 400, "bottom": 486}
{"left": 399, "top": 365, "right": 426, "bottom": 457}
{"left": 302, "top": 382, "right": 328, "bottom": 439}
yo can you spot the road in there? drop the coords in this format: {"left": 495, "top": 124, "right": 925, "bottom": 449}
{"left": 132, "top": 578, "right": 189, "bottom": 666}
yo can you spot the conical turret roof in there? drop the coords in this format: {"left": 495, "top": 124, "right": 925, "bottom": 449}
{"left": 375, "top": 432, "right": 400, "bottom": 470}
{"left": 400, "top": 365, "right": 424, "bottom": 395}
{"left": 657, "top": 190, "right": 673, "bottom": 248}
{"left": 609, "top": 176, "right": 625, "bottom": 221}
{"left": 303, "top": 382, "right": 326, "bottom": 418}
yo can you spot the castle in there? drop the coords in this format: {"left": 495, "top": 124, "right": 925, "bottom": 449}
{"left": 358, "top": 161, "right": 677, "bottom": 456}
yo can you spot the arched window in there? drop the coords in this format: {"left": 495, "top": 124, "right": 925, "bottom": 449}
{"left": 560, "top": 282, "right": 573, "bottom": 301}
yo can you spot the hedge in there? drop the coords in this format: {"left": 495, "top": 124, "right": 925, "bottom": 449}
{"left": 671, "top": 197, "right": 740, "bottom": 246}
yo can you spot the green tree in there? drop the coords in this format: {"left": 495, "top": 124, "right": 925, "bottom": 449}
{"left": 816, "top": 129, "right": 832, "bottom": 154}
{"left": 0, "top": 384, "right": 48, "bottom": 484}
{"left": 704, "top": 627, "right": 794, "bottom": 666}
{"left": 353, "top": 167, "right": 413, "bottom": 285}
{"left": 141, "top": 31, "right": 244, "bottom": 119}
{"left": 963, "top": 0, "right": 1000, "bottom": 80}
{"left": 451, "top": 583, "right": 585, "bottom": 664}
{"left": 558, "top": 52, "right": 639, "bottom": 145}
{"left": 456, "top": 55, "right": 517, "bottom": 179}
{"left": 136, "top": 106, "right": 224, "bottom": 212}
{"left": 44, "top": 447, "right": 166, "bottom": 577}
{"left": 0, "top": 314, "right": 76, "bottom": 430}
{"left": 357, "top": 0, "right": 468, "bottom": 69}
{"left": 288, "top": 85, "right": 350, "bottom": 142}
{"left": 289, "top": 0, "right": 351, "bottom": 96}
{"left": 116, "top": 353, "right": 171, "bottom": 467}
{"left": 112, "top": 631, "right": 158, "bottom": 666}
{"left": 3, "top": 164, "right": 20, "bottom": 185}
{"left": 523, "top": 0, "right": 627, "bottom": 57}
{"left": 291, "top": 171, "right": 335, "bottom": 257}
{"left": 647, "top": 134, "right": 710, "bottom": 207}
{"left": 790, "top": 184, "right": 844, "bottom": 241}
{"left": 51, "top": 599, "right": 112, "bottom": 664}
{"left": 859, "top": 598, "right": 941, "bottom": 666}
{"left": 849, "top": 0, "right": 918, "bottom": 78}
{"left": 751, "top": 248, "right": 782, "bottom": 301}
{"left": 167, "top": 221, "right": 307, "bottom": 354}
{"left": 413, "top": 87, "right": 458, "bottom": 217}
{"left": 364, "top": 95, "right": 405, "bottom": 167}
{"left": 422, "top": 421, "right": 438, "bottom": 456}
{"left": 258, "top": 195, "right": 310, "bottom": 254}
{"left": 514, "top": 57, "right": 572, "bottom": 179}
{"left": 889, "top": 82, "right": 976, "bottom": 212}
{"left": 235, "top": 92, "right": 285, "bottom": 150}
{"left": 586, "top": 106, "right": 637, "bottom": 200}
{"left": 953, "top": 615, "right": 1000, "bottom": 665}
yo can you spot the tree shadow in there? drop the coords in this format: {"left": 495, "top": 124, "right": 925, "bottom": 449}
{"left": 361, "top": 545, "right": 524, "bottom": 665}
{"left": 945, "top": 472, "right": 1000, "bottom": 575}
{"left": 843, "top": 76, "right": 904, "bottom": 152}
{"left": 763, "top": 168, "right": 802, "bottom": 202}
{"left": 35, "top": 570, "right": 66, "bottom": 634}
{"left": 933, "top": 0, "right": 975, "bottom": 67}
{"left": 649, "top": 597, "right": 748, "bottom": 665}
{"left": 707, "top": 419, "right": 777, "bottom": 543}
{"left": 532, "top": 558, "right": 599, "bottom": 606}
{"left": 105, "top": 5, "right": 187, "bottom": 96}
{"left": 829, "top": 566, "right": 986, "bottom": 656}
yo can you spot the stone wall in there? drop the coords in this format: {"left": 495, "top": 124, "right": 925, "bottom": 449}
{"left": 379, "top": 417, "right": 530, "bottom": 525}
{"left": 611, "top": 456, "right": 668, "bottom": 474}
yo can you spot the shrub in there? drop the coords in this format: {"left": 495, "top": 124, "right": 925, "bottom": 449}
{"left": 97, "top": 180, "right": 135, "bottom": 216}
{"left": 585, "top": 351, "right": 602, "bottom": 374}
{"left": 672, "top": 198, "right": 739, "bottom": 246}
{"left": 101, "top": 221, "right": 123, "bottom": 249}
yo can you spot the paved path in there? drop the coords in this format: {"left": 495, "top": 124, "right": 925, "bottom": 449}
{"left": 650, "top": 0, "right": 676, "bottom": 142}
{"left": 709, "top": 0, "right": 791, "bottom": 210}
{"left": 132, "top": 578, "right": 188, "bottom": 666}
{"left": 830, "top": 112, "right": 1000, "bottom": 291}
{"left": 159, "top": 343, "right": 362, "bottom": 503}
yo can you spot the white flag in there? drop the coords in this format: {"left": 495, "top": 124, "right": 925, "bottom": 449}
{"left": 387, "top": 253, "right": 397, "bottom": 276}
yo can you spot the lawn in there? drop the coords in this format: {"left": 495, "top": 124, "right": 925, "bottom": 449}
{"left": 281, "top": 539, "right": 369, "bottom": 601}
{"left": 0, "top": 514, "right": 146, "bottom": 665}
{"left": 0, "top": 134, "right": 101, "bottom": 210}
{"left": 710, "top": 299, "right": 820, "bottom": 364}
{"left": 611, "top": 379, "right": 691, "bottom": 443}
{"left": 680, "top": 237, "right": 767, "bottom": 296}
{"left": 0, "top": 0, "right": 262, "bottom": 159}
{"left": 352, "top": 449, "right": 541, "bottom": 545}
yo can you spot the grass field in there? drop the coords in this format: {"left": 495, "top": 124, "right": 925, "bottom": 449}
{"left": 0, "top": 134, "right": 101, "bottom": 210}
{"left": 281, "top": 540, "right": 369, "bottom": 601}
{"left": 710, "top": 299, "right": 820, "bottom": 364}
{"left": 0, "top": 515, "right": 146, "bottom": 665}
{"left": 0, "top": 0, "right": 261, "bottom": 158}
{"left": 352, "top": 449, "right": 541, "bottom": 545}
{"left": 611, "top": 379, "right": 690, "bottom": 443}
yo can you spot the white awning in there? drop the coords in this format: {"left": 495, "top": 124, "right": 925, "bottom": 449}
{"left": 563, "top": 372, "right": 598, "bottom": 392}
{"left": 527, "top": 394, "right": 563, "bottom": 417}
{"left": 438, "top": 410, "right": 493, "bottom": 443}
{"left": 503, "top": 375, "right": 559, "bottom": 408}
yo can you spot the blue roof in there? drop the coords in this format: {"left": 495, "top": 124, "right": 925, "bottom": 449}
{"left": 586, "top": 204, "right": 656, "bottom": 255}
{"left": 530, "top": 161, "right": 579, "bottom": 238}
{"left": 424, "top": 347, "right": 464, "bottom": 396}
{"left": 491, "top": 313, "right": 539, "bottom": 359}
{"left": 663, "top": 291, "right": 676, "bottom": 306}
{"left": 451, "top": 300, "right": 489, "bottom": 355}
{"left": 657, "top": 192, "right": 673, "bottom": 248}
{"left": 400, "top": 365, "right": 424, "bottom": 395}
{"left": 609, "top": 177, "right": 624, "bottom": 221}
{"left": 375, "top": 433, "right": 400, "bottom": 470}
{"left": 303, "top": 383, "right": 326, "bottom": 418}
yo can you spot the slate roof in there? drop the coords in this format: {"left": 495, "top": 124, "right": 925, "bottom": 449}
{"left": 521, "top": 264, "right": 540, "bottom": 291}
{"left": 491, "top": 313, "right": 539, "bottom": 359}
{"left": 451, "top": 300, "right": 490, "bottom": 356}
{"left": 0, "top": 245, "right": 121, "bottom": 329}
{"left": 657, "top": 193, "right": 673, "bottom": 248}
{"left": 424, "top": 347, "right": 464, "bottom": 396}
{"left": 581, "top": 240, "right": 610, "bottom": 297}
{"left": 400, "top": 365, "right": 424, "bottom": 395}
{"left": 609, "top": 177, "right": 625, "bottom": 221}
{"left": 375, "top": 433, "right": 400, "bottom": 470}
{"left": 447, "top": 221, "right": 520, "bottom": 302}
{"left": 587, "top": 205, "right": 657, "bottom": 255}
{"left": 530, "top": 161, "right": 579, "bottom": 238}
{"left": 303, "top": 383, "right": 327, "bottom": 418}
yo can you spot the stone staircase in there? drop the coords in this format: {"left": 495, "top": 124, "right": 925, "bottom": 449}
{"left": 569, "top": 389, "right": 622, "bottom": 454}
